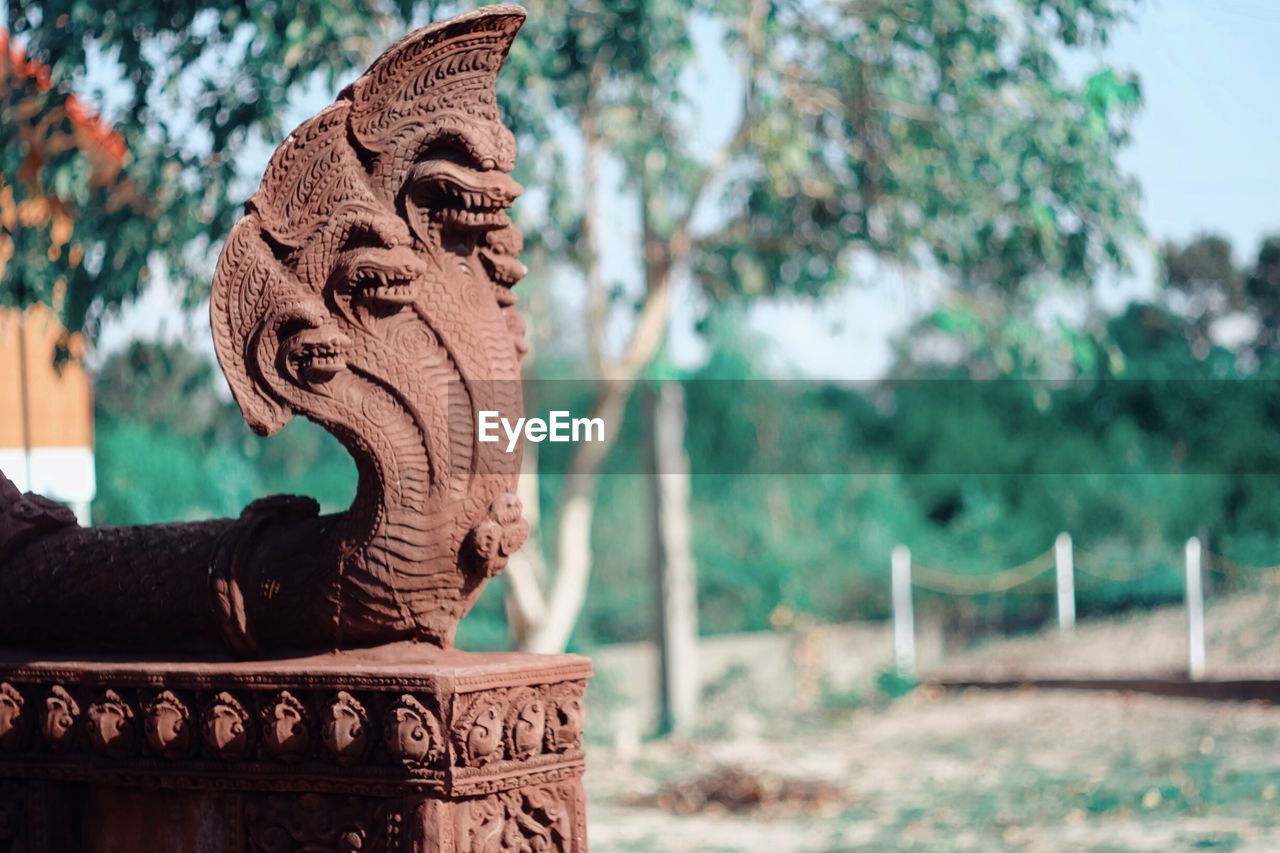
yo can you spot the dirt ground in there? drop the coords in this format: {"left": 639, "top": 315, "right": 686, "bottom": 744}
{"left": 933, "top": 590, "right": 1280, "bottom": 680}
{"left": 585, "top": 688, "right": 1280, "bottom": 851}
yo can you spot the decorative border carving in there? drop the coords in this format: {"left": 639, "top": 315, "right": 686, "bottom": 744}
{"left": 0, "top": 667, "right": 587, "bottom": 798}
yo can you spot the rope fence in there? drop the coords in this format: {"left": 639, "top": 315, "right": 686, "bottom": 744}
{"left": 889, "top": 532, "right": 1280, "bottom": 681}
{"left": 911, "top": 550, "right": 1056, "bottom": 595}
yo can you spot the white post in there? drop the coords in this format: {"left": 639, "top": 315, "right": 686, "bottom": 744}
{"left": 1185, "top": 537, "right": 1206, "bottom": 681}
{"left": 1055, "top": 532, "right": 1075, "bottom": 633}
{"left": 892, "top": 545, "right": 915, "bottom": 675}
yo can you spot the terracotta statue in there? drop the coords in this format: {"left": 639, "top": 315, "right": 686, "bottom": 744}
{"left": 0, "top": 4, "right": 532, "bottom": 656}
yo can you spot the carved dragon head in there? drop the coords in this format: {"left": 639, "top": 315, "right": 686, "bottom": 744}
{"left": 210, "top": 5, "right": 530, "bottom": 647}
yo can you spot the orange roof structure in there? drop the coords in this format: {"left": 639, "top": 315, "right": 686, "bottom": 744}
{"left": 0, "top": 28, "right": 126, "bottom": 181}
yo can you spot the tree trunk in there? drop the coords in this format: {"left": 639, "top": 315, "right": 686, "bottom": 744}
{"left": 649, "top": 381, "right": 698, "bottom": 736}
{"left": 503, "top": 443, "right": 547, "bottom": 648}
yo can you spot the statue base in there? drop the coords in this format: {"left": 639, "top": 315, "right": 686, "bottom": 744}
{"left": 0, "top": 644, "right": 590, "bottom": 851}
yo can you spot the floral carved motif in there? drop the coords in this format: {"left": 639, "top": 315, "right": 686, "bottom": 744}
{"left": 455, "top": 692, "right": 507, "bottom": 767}
{"left": 503, "top": 688, "right": 546, "bottom": 762}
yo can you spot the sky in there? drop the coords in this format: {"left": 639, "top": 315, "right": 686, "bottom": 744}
{"left": 98, "top": 0, "right": 1280, "bottom": 381}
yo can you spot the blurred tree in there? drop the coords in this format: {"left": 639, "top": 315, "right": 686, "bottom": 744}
{"left": 11, "top": 0, "right": 1144, "bottom": 652}
{"left": 95, "top": 339, "right": 241, "bottom": 440}
{"left": 1160, "top": 233, "right": 1243, "bottom": 356}
{"left": 1162, "top": 234, "right": 1241, "bottom": 312}
{"left": 500, "top": 0, "right": 1143, "bottom": 652}
{"left": 1245, "top": 236, "right": 1280, "bottom": 351}
{"left": 93, "top": 339, "right": 355, "bottom": 524}
{"left": 0, "top": 29, "right": 133, "bottom": 349}
{"left": 2, "top": 3, "right": 409, "bottom": 337}
{"left": 1156, "top": 232, "right": 1280, "bottom": 357}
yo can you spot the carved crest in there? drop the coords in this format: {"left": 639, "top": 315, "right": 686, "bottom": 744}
{"left": 202, "top": 692, "right": 252, "bottom": 760}
{"left": 260, "top": 690, "right": 311, "bottom": 761}
{"left": 454, "top": 691, "right": 508, "bottom": 767}
{"left": 143, "top": 690, "right": 192, "bottom": 759}
{"left": 0, "top": 683, "right": 24, "bottom": 752}
{"left": 383, "top": 693, "right": 444, "bottom": 768}
{"left": 40, "top": 685, "right": 79, "bottom": 752}
{"left": 503, "top": 687, "right": 546, "bottom": 761}
{"left": 321, "top": 691, "right": 371, "bottom": 765}
{"left": 86, "top": 689, "right": 136, "bottom": 758}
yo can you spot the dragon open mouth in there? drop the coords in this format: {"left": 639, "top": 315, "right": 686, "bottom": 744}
{"left": 338, "top": 246, "right": 427, "bottom": 307}
{"left": 409, "top": 159, "right": 521, "bottom": 232}
{"left": 285, "top": 327, "right": 351, "bottom": 383}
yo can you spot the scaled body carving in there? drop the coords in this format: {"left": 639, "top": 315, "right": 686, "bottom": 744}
{"left": 0, "top": 6, "right": 532, "bottom": 655}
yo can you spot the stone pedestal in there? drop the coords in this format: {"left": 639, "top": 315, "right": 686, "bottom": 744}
{"left": 0, "top": 645, "right": 589, "bottom": 851}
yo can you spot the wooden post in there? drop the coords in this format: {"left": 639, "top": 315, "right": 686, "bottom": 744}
{"left": 892, "top": 545, "right": 915, "bottom": 675}
{"left": 649, "top": 381, "right": 699, "bottom": 736}
{"left": 1185, "top": 537, "right": 1206, "bottom": 681}
{"left": 1055, "top": 532, "right": 1075, "bottom": 633}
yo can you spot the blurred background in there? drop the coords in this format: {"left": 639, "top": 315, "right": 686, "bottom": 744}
{"left": 4, "top": 0, "right": 1280, "bottom": 848}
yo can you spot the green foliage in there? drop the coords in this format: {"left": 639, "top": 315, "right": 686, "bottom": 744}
{"left": 693, "top": 0, "right": 1142, "bottom": 303}
{"left": 4, "top": 0, "right": 410, "bottom": 334}
{"left": 91, "top": 288, "right": 1280, "bottom": 647}
{"left": 875, "top": 668, "right": 920, "bottom": 701}
{"left": 569, "top": 301, "right": 1280, "bottom": 644}
{"left": 28, "top": 0, "right": 1183, "bottom": 650}
{"left": 6, "top": 0, "right": 1142, "bottom": 344}
{"left": 92, "top": 339, "right": 354, "bottom": 525}
{"left": 1159, "top": 233, "right": 1280, "bottom": 355}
